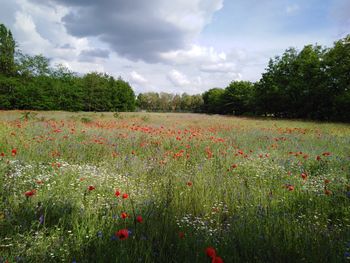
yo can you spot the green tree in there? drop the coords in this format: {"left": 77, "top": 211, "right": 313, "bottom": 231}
{"left": 202, "top": 88, "right": 225, "bottom": 114}
{"left": 323, "top": 35, "right": 350, "bottom": 121}
{"left": 17, "top": 54, "right": 51, "bottom": 77}
{"left": 222, "top": 81, "right": 255, "bottom": 115}
{"left": 0, "top": 24, "right": 16, "bottom": 76}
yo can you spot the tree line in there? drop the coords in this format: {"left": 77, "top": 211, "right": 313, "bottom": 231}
{"left": 202, "top": 36, "right": 350, "bottom": 121}
{"left": 0, "top": 24, "right": 135, "bottom": 112}
{"left": 136, "top": 92, "right": 203, "bottom": 112}
{"left": 1, "top": 22, "right": 349, "bottom": 121}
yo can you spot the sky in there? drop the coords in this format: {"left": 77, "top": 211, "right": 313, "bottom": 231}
{"left": 0, "top": 0, "right": 349, "bottom": 94}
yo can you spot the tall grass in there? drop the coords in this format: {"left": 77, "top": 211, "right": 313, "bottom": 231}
{"left": 0, "top": 111, "right": 349, "bottom": 262}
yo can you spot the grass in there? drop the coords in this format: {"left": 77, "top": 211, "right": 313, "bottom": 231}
{"left": 0, "top": 110, "right": 350, "bottom": 262}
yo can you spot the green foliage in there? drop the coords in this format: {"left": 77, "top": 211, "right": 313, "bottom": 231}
{"left": 201, "top": 35, "right": 350, "bottom": 122}
{"left": 113, "top": 111, "right": 124, "bottom": 119}
{"left": 136, "top": 92, "right": 203, "bottom": 112}
{"left": 19, "top": 111, "right": 38, "bottom": 121}
{"left": 0, "top": 24, "right": 16, "bottom": 76}
{"left": 80, "top": 116, "right": 92, "bottom": 123}
{"left": 0, "top": 24, "right": 136, "bottom": 113}
{"left": 202, "top": 88, "right": 225, "bottom": 114}
{"left": 222, "top": 81, "right": 255, "bottom": 115}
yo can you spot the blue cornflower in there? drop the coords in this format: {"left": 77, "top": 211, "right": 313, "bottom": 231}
{"left": 344, "top": 251, "right": 350, "bottom": 258}
{"left": 39, "top": 214, "right": 44, "bottom": 225}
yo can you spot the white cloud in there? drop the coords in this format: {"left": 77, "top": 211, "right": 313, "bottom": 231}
{"left": 167, "top": 70, "right": 191, "bottom": 87}
{"left": 200, "top": 62, "right": 236, "bottom": 73}
{"left": 14, "top": 11, "right": 51, "bottom": 54}
{"left": 286, "top": 4, "right": 299, "bottom": 14}
{"left": 160, "top": 44, "right": 226, "bottom": 65}
{"left": 129, "top": 71, "right": 148, "bottom": 85}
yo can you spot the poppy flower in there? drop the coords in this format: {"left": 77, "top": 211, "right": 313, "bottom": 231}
{"left": 136, "top": 215, "right": 143, "bottom": 223}
{"left": 324, "top": 179, "right": 330, "bottom": 184}
{"left": 301, "top": 173, "right": 307, "bottom": 180}
{"left": 24, "top": 189, "right": 36, "bottom": 197}
{"left": 316, "top": 155, "right": 321, "bottom": 161}
{"left": 115, "top": 190, "right": 121, "bottom": 197}
{"left": 121, "top": 212, "right": 128, "bottom": 219}
{"left": 88, "top": 185, "right": 95, "bottom": 191}
{"left": 115, "top": 229, "right": 129, "bottom": 240}
{"left": 284, "top": 184, "right": 294, "bottom": 191}
{"left": 324, "top": 189, "right": 332, "bottom": 195}
{"left": 205, "top": 247, "right": 216, "bottom": 258}
{"left": 0, "top": 152, "right": 4, "bottom": 157}
{"left": 212, "top": 257, "right": 224, "bottom": 263}
{"left": 178, "top": 232, "right": 185, "bottom": 239}
{"left": 11, "top": 149, "right": 17, "bottom": 156}
{"left": 187, "top": 181, "right": 193, "bottom": 187}
{"left": 122, "top": 193, "right": 128, "bottom": 199}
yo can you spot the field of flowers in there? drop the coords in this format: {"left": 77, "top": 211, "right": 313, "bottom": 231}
{"left": 0, "top": 111, "right": 350, "bottom": 262}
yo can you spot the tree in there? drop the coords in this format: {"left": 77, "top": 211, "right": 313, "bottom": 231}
{"left": 323, "top": 35, "right": 350, "bottom": 121}
{"left": 0, "top": 24, "right": 16, "bottom": 76}
{"left": 202, "top": 88, "right": 225, "bottom": 114}
{"left": 17, "top": 54, "right": 51, "bottom": 77}
{"left": 222, "top": 81, "right": 255, "bottom": 115}
{"left": 113, "top": 78, "right": 136, "bottom": 111}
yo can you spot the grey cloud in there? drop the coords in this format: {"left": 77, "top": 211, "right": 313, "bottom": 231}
{"left": 29, "top": 0, "right": 220, "bottom": 62}
{"left": 78, "top": 48, "right": 110, "bottom": 62}
{"left": 60, "top": 43, "right": 74, "bottom": 49}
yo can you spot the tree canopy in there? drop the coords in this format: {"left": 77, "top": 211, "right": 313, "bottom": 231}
{"left": 0, "top": 23, "right": 135, "bottom": 112}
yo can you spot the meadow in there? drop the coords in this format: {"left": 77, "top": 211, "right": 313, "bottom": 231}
{"left": 0, "top": 111, "right": 350, "bottom": 263}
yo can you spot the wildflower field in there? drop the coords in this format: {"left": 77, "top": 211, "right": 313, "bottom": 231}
{"left": 1, "top": 111, "right": 350, "bottom": 263}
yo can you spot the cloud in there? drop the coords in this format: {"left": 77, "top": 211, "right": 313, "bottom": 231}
{"left": 160, "top": 44, "right": 227, "bottom": 65}
{"left": 200, "top": 62, "right": 236, "bottom": 73}
{"left": 167, "top": 70, "right": 190, "bottom": 87}
{"left": 286, "top": 4, "right": 299, "bottom": 14}
{"left": 331, "top": 0, "right": 350, "bottom": 37}
{"left": 129, "top": 71, "right": 148, "bottom": 85}
{"left": 13, "top": 11, "right": 52, "bottom": 54}
{"left": 29, "top": 0, "right": 223, "bottom": 62}
{"left": 78, "top": 48, "right": 110, "bottom": 62}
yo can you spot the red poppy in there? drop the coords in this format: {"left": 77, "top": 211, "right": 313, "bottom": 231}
{"left": 88, "top": 185, "right": 95, "bottom": 191}
{"left": 0, "top": 152, "right": 4, "bottom": 157}
{"left": 178, "top": 232, "right": 185, "bottom": 239}
{"left": 231, "top": 164, "right": 237, "bottom": 169}
{"left": 122, "top": 193, "right": 128, "bottom": 199}
{"left": 284, "top": 184, "right": 294, "bottom": 191}
{"left": 187, "top": 181, "right": 193, "bottom": 187}
{"left": 301, "top": 173, "right": 307, "bottom": 180}
{"left": 205, "top": 247, "right": 216, "bottom": 258}
{"left": 11, "top": 149, "right": 17, "bottom": 156}
{"left": 136, "top": 215, "right": 143, "bottom": 223}
{"left": 115, "top": 229, "right": 129, "bottom": 240}
{"left": 121, "top": 212, "right": 128, "bottom": 219}
{"left": 316, "top": 155, "right": 321, "bottom": 161}
{"left": 324, "top": 179, "right": 330, "bottom": 184}
{"left": 115, "top": 190, "right": 121, "bottom": 197}
{"left": 24, "top": 189, "right": 36, "bottom": 197}
{"left": 324, "top": 189, "right": 332, "bottom": 195}
{"left": 212, "top": 257, "right": 224, "bottom": 263}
